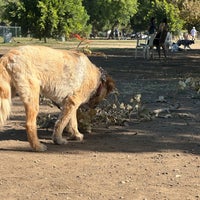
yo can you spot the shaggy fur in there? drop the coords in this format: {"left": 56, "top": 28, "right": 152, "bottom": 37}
{"left": 0, "top": 45, "right": 115, "bottom": 151}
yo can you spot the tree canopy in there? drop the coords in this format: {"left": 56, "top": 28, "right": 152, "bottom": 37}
{"left": 131, "top": 0, "right": 184, "bottom": 33}
{"left": 0, "top": 0, "right": 199, "bottom": 40}
{"left": 2, "top": 0, "right": 91, "bottom": 41}
{"left": 175, "top": 0, "right": 200, "bottom": 30}
{"left": 83, "top": 0, "right": 137, "bottom": 34}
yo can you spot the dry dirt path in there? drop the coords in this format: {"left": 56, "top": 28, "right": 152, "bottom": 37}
{"left": 0, "top": 41, "right": 200, "bottom": 200}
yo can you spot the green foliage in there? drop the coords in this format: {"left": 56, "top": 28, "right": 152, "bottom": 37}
{"left": 37, "top": 0, "right": 59, "bottom": 39}
{"left": 175, "top": 0, "right": 200, "bottom": 30}
{"left": 1, "top": 0, "right": 199, "bottom": 38}
{"left": 131, "top": 0, "right": 184, "bottom": 34}
{"left": 83, "top": 0, "right": 137, "bottom": 33}
{"left": 148, "top": 0, "right": 184, "bottom": 33}
{"left": 0, "top": 0, "right": 6, "bottom": 23}
{"left": 2, "top": 0, "right": 91, "bottom": 41}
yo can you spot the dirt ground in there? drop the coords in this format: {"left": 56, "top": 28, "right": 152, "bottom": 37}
{"left": 0, "top": 41, "right": 200, "bottom": 200}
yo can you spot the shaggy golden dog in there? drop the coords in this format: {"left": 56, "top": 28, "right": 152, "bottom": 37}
{"left": 0, "top": 45, "right": 115, "bottom": 151}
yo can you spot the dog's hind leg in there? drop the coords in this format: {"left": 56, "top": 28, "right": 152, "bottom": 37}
{"left": 20, "top": 81, "right": 47, "bottom": 151}
{"left": 24, "top": 102, "right": 47, "bottom": 151}
{"left": 162, "top": 44, "right": 167, "bottom": 58}
{"left": 156, "top": 45, "right": 161, "bottom": 58}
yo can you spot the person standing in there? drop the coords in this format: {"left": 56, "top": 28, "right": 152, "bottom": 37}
{"left": 190, "top": 27, "right": 197, "bottom": 40}
{"left": 148, "top": 17, "right": 157, "bottom": 47}
{"left": 153, "top": 18, "right": 169, "bottom": 58}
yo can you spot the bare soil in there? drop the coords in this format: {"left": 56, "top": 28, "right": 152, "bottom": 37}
{"left": 0, "top": 42, "right": 200, "bottom": 200}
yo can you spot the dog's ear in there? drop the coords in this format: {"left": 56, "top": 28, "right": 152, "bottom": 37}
{"left": 105, "top": 75, "right": 115, "bottom": 94}
{"left": 87, "top": 75, "right": 115, "bottom": 108}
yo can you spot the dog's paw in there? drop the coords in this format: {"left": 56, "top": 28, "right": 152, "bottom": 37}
{"left": 69, "top": 133, "right": 84, "bottom": 141}
{"left": 52, "top": 136, "right": 68, "bottom": 145}
{"left": 33, "top": 143, "right": 47, "bottom": 152}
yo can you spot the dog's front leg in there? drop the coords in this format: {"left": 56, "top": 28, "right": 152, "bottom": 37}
{"left": 52, "top": 97, "right": 76, "bottom": 145}
{"left": 67, "top": 111, "right": 84, "bottom": 141}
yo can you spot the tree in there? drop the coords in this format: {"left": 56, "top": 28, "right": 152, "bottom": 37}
{"left": 83, "top": 0, "right": 137, "bottom": 34}
{"left": 130, "top": 0, "right": 151, "bottom": 32}
{"left": 131, "top": 0, "right": 184, "bottom": 34}
{"left": 149, "top": 0, "right": 184, "bottom": 33}
{"left": 0, "top": 0, "right": 7, "bottom": 25}
{"left": 172, "top": 0, "right": 200, "bottom": 31}
{"left": 3, "top": 0, "right": 42, "bottom": 36}
{"left": 38, "top": 0, "right": 91, "bottom": 41}
{"left": 3, "top": 0, "right": 91, "bottom": 41}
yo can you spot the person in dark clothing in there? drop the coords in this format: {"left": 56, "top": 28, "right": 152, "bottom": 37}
{"left": 153, "top": 18, "right": 169, "bottom": 58}
{"left": 148, "top": 17, "right": 157, "bottom": 48}
{"left": 149, "top": 17, "right": 157, "bottom": 34}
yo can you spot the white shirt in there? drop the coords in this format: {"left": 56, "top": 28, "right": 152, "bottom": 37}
{"left": 191, "top": 28, "right": 197, "bottom": 37}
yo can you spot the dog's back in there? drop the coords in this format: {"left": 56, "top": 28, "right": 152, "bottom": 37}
{"left": 177, "top": 39, "right": 194, "bottom": 49}
{"left": 2, "top": 45, "right": 100, "bottom": 105}
{"left": 0, "top": 45, "right": 115, "bottom": 151}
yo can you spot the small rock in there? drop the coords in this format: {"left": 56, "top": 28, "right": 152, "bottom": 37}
{"left": 119, "top": 181, "right": 126, "bottom": 184}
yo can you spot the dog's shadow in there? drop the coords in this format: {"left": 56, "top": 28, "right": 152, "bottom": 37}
{"left": 0, "top": 128, "right": 51, "bottom": 152}
{"left": 0, "top": 127, "right": 96, "bottom": 152}
{"left": 0, "top": 127, "right": 139, "bottom": 153}
{"left": 1, "top": 126, "right": 200, "bottom": 155}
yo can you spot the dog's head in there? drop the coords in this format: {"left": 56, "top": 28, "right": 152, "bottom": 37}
{"left": 190, "top": 40, "right": 195, "bottom": 45}
{"left": 88, "top": 74, "right": 115, "bottom": 108}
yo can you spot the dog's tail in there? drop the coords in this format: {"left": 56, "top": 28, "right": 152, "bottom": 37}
{"left": 0, "top": 57, "right": 12, "bottom": 126}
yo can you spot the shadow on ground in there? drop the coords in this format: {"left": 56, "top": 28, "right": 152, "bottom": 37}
{"left": 0, "top": 48, "right": 200, "bottom": 154}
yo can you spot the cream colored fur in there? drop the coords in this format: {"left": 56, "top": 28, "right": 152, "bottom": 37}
{"left": 0, "top": 45, "right": 114, "bottom": 151}
{"left": 0, "top": 81, "right": 11, "bottom": 125}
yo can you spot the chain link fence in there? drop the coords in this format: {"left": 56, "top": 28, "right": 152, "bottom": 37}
{"left": 0, "top": 26, "right": 21, "bottom": 42}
